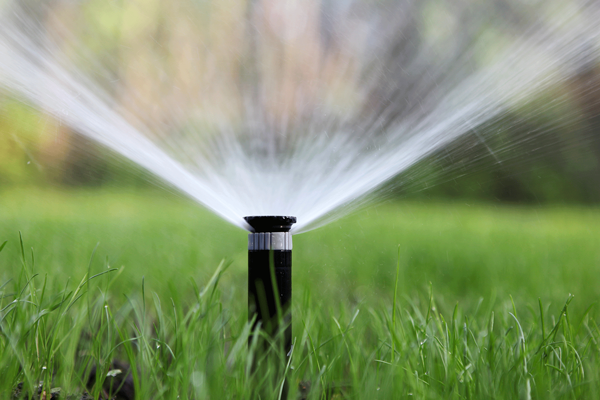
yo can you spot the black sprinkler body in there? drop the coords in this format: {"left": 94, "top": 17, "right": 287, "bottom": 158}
{"left": 245, "top": 216, "right": 296, "bottom": 354}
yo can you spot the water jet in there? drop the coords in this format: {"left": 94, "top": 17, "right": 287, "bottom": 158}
{"left": 3, "top": 0, "right": 599, "bottom": 235}
{"left": 245, "top": 216, "right": 295, "bottom": 354}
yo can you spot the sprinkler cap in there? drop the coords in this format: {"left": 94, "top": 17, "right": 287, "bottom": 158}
{"left": 244, "top": 216, "right": 296, "bottom": 233}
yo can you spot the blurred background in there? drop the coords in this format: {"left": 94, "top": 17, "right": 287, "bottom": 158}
{"left": 0, "top": 0, "right": 599, "bottom": 203}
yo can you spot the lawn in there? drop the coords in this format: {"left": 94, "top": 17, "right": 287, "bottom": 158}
{"left": 1, "top": 187, "right": 600, "bottom": 399}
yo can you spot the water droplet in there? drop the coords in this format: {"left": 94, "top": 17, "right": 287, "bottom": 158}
{"left": 106, "top": 369, "right": 122, "bottom": 377}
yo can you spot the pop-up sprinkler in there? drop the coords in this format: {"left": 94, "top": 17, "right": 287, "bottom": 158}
{"left": 245, "top": 216, "right": 296, "bottom": 354}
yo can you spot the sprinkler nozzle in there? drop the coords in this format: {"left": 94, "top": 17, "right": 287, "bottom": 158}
{"left": 244, "top": 216, "right": 296, "bottom": 233}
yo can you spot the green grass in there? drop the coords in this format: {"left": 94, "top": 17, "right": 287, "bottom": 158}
{"left": 1, "top": 187, "right": 600, "bottom": 398}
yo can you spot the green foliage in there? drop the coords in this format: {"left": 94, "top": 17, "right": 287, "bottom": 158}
{"left": 0, "top": 100, "right": 46, "bottom": 184}
{"left": 399, "top": 83, "right": 600, "bottom": 204}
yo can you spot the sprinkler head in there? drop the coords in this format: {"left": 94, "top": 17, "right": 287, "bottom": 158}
{"left": 245, "top": 216, "right": 296, "bottom": 251}
{"left": 244, "top": 216, "right": 296, "bottom": 233}
{"left": 245, "top": 215, "right": 296, "bottom": 360}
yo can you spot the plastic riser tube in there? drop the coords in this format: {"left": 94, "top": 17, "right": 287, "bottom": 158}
{"left": 248, "top": 249, "right": 291, "bottom": 351}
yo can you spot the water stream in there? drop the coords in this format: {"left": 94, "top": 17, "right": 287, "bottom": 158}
{"left": 1, "top": 0, "right": 599, "bottom": 232}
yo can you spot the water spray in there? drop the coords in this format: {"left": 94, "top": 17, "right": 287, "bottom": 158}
{"left": 2, "top": 1, "right": 600, "bottom": 235}
{"left": 245, "top": 216, "right": 296, "bottom": 354}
